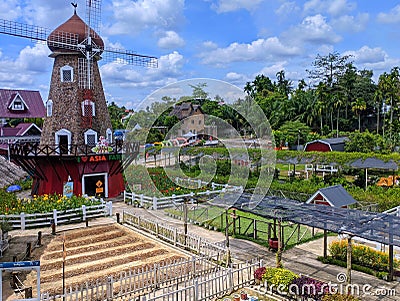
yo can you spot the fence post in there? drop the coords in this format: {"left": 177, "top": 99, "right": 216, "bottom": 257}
{"left": 20, "top": 212, "right": 25, "bottom": 230}
{"left": 82, "top": 205, "right": 87, "bottom": 221}
{"left": 153, "top": 197, "right": 158, "bottom": 210}
{"left": 174, "top": 228, "right": 177, "bottom": 245}
{"left": 227, "top": 268, "right": 233, "bottom": 293}
{"left": 106, "top": 201, "right": 112, "bottom": 216}
{"left": 194, "top": 279, "right": 199, "bottom": 301}
{"left": 198, "top": 179, "right": 201, "bottom": 188}
{"left": 131, "top": 192, "right": 134, "bottom": 205}
{"left": 197, "top": 237, "right": 201, "bottom": 253}
{"left": 140, "top": 194, "right": 144, "bottom": 207}
{"left": 123, "top": 190, "right": 126, "bottom": 203}
{"left": 53, "top": 209, "right": 58, "bottom": 226}
{"left": 106, "top": 276, "right": 113, "bottom": 300}
{"left": 253, "top": 219, "right": 257, "bottom": 240}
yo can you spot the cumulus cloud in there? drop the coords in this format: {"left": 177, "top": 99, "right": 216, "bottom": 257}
{"left": 331, "top": 13, "right": 369, "bottom": 33}
{"left": 157, "top": 31, "right": 185, "bottom": 49}
{"left": 210, "top": 0, "right": 264, "bottom": 13}
{"left": 304, "top": 0, "right": 356, "bottom": 17}
{"left": 285, "top": 14, "right": 341, "bottom": 45}
{"left": 199, "top": 37, "right": 300, "bottom": 65}
{"left": 377, "top": 5, "right": 400, "bottom": 24}
{"left": 0, "top": 43, "right": 51, "bottom": 88}
{"left": 100, "top": 51, "right": 185, "bottom": 89}
{"left": 105, "top": 0, "right": 185, "bottom": 35}
{"left": 343, "top": 46, "right": 400, "bottom": 76}
{"left": 0, "top": 0, "right": 22, "bottom": 20}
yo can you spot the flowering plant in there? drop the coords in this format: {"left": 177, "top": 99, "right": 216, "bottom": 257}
{"left": 254, "top": 266, "right": 266, "bottom": 281}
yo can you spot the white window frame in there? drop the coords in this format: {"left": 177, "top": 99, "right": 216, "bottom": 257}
{"left": 55, "top": 128, "right": 72, "bottom": 154}
{"left": 46, "top": 99, "right": 53, "bottom": 117}
{"left": 8, "top": 93, "right": 29, "bottom": 111}
{"left": 106, "top": 128, "right": 112, "bottom": 143}
{"left": 84, "top": 129, "right": 98, "bottom": 146}
{"left": 60, "top": 65, "right": 73, "bottom": 82}
{"left": 81, "top": 100, "right": 96, "bottom": 116}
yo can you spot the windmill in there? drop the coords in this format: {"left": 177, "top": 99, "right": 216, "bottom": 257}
{"left": 1, "top": 0, "right": 157, "bottom": 198}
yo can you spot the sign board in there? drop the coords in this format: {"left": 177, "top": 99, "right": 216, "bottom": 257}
{"left": 0, "top": 260, "right": 40, "bottom": 269}
{"left": 63, "top": 181, "right": 74, "bottom": 197}
{"left": 0, "top": 261, "right": 41, "bottom": 300}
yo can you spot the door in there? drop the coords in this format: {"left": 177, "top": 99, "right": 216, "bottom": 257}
{"left": 83, "top": 174, "right": 106, "bottom": 197}
{"left": 58, "top": 135, "right": 69, "bottom": 154}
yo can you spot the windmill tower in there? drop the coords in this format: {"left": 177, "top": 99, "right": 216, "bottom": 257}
{"left": 1, "top": 1, "right": 157, "bottom": 197}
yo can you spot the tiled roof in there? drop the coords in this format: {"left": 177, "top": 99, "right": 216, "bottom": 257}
{"left": 0, "top": 89, "right": 45, "bottom": 118}
{"left": 170, "top": 102, "right": 203, "bottom": 120}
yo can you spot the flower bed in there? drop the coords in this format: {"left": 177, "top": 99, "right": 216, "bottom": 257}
{"left": 329, "top": 240, "right": 399, "bottom": 273}
{"left": 0, "top": 190, "right": 101, "bottom": 215}
{"left": 254, "top": 266, "right": 361, "bottom": 300}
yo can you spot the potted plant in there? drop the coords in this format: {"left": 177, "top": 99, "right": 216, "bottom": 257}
{"left": 0, "top": 221, "right": 12, "bottom": 240}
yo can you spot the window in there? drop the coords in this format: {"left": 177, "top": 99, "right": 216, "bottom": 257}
{"left": 84, "top": 129, "right": 98, "bottom": 146}
{"left": 8, "top": 93, "right": 28, "bottom": 111}
{"left": 106, "top": 128, "right": 112, "bottom": 143}
{"left": 46, "top": 99, "right": 53, "bottom": 117}
{"left": 81, "top": 100, "right": 95, "bottom": 116}
{"left": 191, "top": 119, "right": 194, "bottom": 124}
{"left": 198, "top": 120, "right": 202, "bottom": 125}
{"left": 60, "top": 65, "right": 73, "bottom": 82}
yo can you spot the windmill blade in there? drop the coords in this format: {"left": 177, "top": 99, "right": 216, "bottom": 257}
{"left": 0, "top": 18, "right": 79, "bottom": 49}
{"left": 86, "top": 0, "right": 101, "bottom": 38}
{"left": 0, "top": 18, "right": 49, "bottom": 42}
{"left": 103, "top": 47, "right": 158, "bottom": 68}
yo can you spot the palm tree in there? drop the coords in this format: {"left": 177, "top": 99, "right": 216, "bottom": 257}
{"left": 352, "top": 98, "right": 367, "bottom": 131}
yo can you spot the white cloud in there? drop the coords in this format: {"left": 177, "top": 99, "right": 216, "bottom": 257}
{"left": 275, "top": 2, "right": 300, "bottom": 17}
{"left": 105, "top": 0, "right": 185, "bottom": 35}
{"left": 199, "top": 37, "right": 300, "bottom": 65}
{"left": 331, "top": 13, "right": 369, "bottom": 33}
{"left": 100, "top": 51, "right": 185, "bottom": 89}
{"left": 377, "top": 5, "right": 400, "bottom": 24}
{"left": 0, "top": 0, "right": 22, "bottom": 20}
{"left": 0, "top": 43, "right": 51, "bottom": 88}
{"left": 210, "top": 0, "right": 264, "bottom": 13}
{"left": 344, "top": 46, "right": 387, "bottom": 64}
{"left": 286, "top": 14, "right": 341, "bottom": 45}
{"left": 157, "top": 31, "right": 185, "bottom": 49}
{"left": 304, "top": 0, "right": 356, "bottom": 17}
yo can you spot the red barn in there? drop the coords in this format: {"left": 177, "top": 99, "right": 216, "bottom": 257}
{"left": 304, "top": 137, "right": 348, "bottom": 152}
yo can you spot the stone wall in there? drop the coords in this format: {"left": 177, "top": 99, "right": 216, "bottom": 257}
{"left": 40, "top": 52, "right": 112, "bottom": 148}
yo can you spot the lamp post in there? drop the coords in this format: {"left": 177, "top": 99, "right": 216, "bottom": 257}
{"left": 297, "top": 129, "right": 301, "bottom": 151}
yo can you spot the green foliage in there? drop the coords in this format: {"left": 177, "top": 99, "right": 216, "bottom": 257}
{"left": 261, "top": 267, "right": 299, "bottom": 292}
{"left": 0, "top": 192, "right": 101, "bottom": 215}
{"left": 277, "top": 121, "right": 311, "bottom": 147}
{"left": 328, "top": 240, "right": 399, "bottom": 272}
{"left": 344, "top": 130, "right": 387, "bottom": 153}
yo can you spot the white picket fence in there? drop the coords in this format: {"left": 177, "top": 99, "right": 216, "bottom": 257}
{"left": 41, "top": 256, "right": 224, "bottom": 301}
{"left": 0, "top": 201, "right": 112, "bottom": 230}
{"left": 124, "top": 178, "right": 243, "bottom": 210}
{"left": 142, "top": 260, "right": 259, "bottom": 301}
{"left": 123, "top": 211, "right": 226, "bottom": 261}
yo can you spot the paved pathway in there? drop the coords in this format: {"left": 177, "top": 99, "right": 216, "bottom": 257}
{"left": 2, "top": 198, "right": 399, "bottom": 301}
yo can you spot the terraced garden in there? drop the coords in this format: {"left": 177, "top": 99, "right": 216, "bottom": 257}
{"left": 24, "top": 224, "right": 187, "bottom": 296}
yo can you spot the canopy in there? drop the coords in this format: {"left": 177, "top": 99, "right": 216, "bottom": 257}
{"left": 349, "top": 157, "right": 398, "bottom": 170}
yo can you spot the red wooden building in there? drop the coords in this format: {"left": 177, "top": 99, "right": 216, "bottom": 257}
{"left": 304, "top": 137, "right": 348, "bottom": 152}
{"left": 306, "top": 185, "right": 357, "bottom": 208}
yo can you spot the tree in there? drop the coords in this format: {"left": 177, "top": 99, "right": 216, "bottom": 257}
{"left": 278, "top": 121, "right": 311, "bottom": 148}
{"left": 351, "top": 98, "right": 367, "bottom": 131}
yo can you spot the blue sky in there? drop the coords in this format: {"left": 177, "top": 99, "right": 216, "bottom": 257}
{"left": 1, "top": 0, "right": 400, "bottom": 110}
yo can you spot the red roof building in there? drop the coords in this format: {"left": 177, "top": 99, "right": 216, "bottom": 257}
{"left": 0, "top": 89, "right": 45, "bottom": 119}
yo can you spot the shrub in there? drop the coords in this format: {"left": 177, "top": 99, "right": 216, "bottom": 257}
{"left": 254, "top": 266, "right": 266, "bottom": 281}
{"left": 262, "top": 267, "right": 298, "bottom": 292}
{"left": 328, "top": 240, "right": 399, "bottom": 272}
{"left": 290, "top": 275, "right": 329, "bottom": 300}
